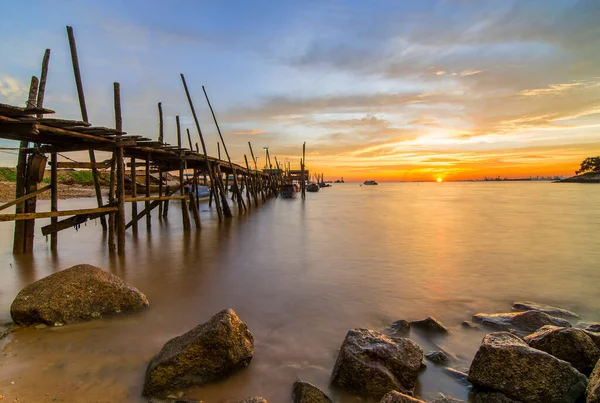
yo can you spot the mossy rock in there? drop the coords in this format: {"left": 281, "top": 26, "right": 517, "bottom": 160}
{"left": 10, "top": 264, "right": 148, "bottom": 326}
{"left": 143, "top": 309, "right": 254, "bottom": 397}
{"left": 293, "top": 380, "right": 331, "bottom": 403}
{"left": 524, "top": 325, "right": 600, "bottom": 375}
{"left": 330, "top": 328, "right": 424, "bottom": 398}
{"left": 380, "top": 391, "right": 426, "bottom": 402}
{"left": 468, "top": 332, "right": 587, "bottom": 403}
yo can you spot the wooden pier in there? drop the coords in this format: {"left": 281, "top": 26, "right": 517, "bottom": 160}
{"left": 0, "top": 26, "right": 304, "bottom": 255}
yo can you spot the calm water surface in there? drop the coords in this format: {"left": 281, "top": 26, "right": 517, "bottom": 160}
{"left": 0, "top": 182, "right": 599, "bottom": 402}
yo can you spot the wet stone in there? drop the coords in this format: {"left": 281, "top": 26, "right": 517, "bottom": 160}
{"left": 512, "top": 301, "right": 580, "bottom": 320}
{"left": 380, "top": 391, "right": 426, "bottom": 403}
{"left": 383, "top": 319, "right": 411, "bottom": 338}
{"left": 292, "top": 380, "right": 331, "bottom": 403}
{"left": 425, "top": 350, "right": 450, "bottom": 366}
{"left": 409, "top": 317, "right": 449, "bottom": 335}
{"left": 472, "top": 310, "right": 571, "bottom": 336}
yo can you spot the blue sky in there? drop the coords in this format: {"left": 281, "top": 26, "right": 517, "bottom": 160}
{"left": 1, "top": 0, "right": 599, "bottom": 180}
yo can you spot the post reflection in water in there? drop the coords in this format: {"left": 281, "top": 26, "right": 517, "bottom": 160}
{"left": 0, "top": 183, "right": 599, "bottom": 402}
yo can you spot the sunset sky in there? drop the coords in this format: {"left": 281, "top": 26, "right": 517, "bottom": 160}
{"left": 1, "top": 0, "right": 599, "bottom": 181}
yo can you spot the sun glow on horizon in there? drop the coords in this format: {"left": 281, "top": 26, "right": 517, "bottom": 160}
{"left": 436, "top": 177, "right": 443, "bottom": 183}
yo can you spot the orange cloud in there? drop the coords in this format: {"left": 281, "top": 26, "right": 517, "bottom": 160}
{"left": 231, "top": 129, "right": 264, "bottom": 135}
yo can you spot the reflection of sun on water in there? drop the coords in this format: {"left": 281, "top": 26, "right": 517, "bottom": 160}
{"left": 436, "top": 177, "right": 443, "bottom": 183}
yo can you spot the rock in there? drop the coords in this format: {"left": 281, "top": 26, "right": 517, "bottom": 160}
{"left": 383, "top": 320, "right": 410, "bottom": 338}
{"left": 585, "top": 330, "right": 600, "bottom": 349}
{"left": 472, "top": 310, "right": 571, "bottom": 335}
{"left": 470, "top": 392, "right": 521, "bottom": 403}
{"left": 380, "top": 391, "right": 426, "bottom": 403}
{"left": 588, "top": 359, "right": 600, "bottom": 403}
{"left": 461, "top": 321, "right": 479, "bottom": 330}
{"left": 468, "top": 332, "right": 588, "bottom": 403}
{"left": 142, "top": 309, "right": 254, "bottom": 397}
{"left": 512, "top": 301, "right": 580, "bottom": 319}
{"left": 576, "top": 322, "right": 600, "bottom": 333}
{"left": 425, "top": 351, "right": 450, "bottom": 366}
{"left": 442, "top": 367, "right": 471, "bottom": 386}
{"left": 409, "top": 317, "right": 449, "bottom": 334}
{"left": 236, "top": 398, "right": 267, "bottom": 403}
{"left": 10, "top": 264, "right": 148, "bottom": 326}
{"left": 330, "top": 328, "right": 424, "bottom": 398}
{"left": 524, "top": 325, "right": 600, "bottom": 375}
{"left": 292, "top": 380, "right": 331, "bottom": 403}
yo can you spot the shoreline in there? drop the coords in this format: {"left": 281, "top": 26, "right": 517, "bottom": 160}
{"left": 0, "top": 181, "right": 106, "bottom": 203}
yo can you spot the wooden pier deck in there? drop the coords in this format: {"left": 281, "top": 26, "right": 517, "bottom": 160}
{"left": 0, "top": 26, "right": 304, "bottom": 255}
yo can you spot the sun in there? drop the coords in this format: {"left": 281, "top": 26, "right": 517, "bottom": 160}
{"left": 436, "top": 177, "right": 443, "bottom": 183}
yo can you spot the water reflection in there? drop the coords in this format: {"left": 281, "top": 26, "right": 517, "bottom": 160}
{"left": 0, "top": 183, "right": 599, "bottom": 402}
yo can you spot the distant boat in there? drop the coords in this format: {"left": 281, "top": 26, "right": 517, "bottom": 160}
{"left": 318, "top": 182, "right": 331, "bottom": 188}
{"left": 306, "top": 183, "right": 320, "bottom": 192}
{"left": 363, "top": 180, "right": 378, "bottom": 185}
{"left": 334, "top": 178, "right": 345, "bottom": 183}
{"left": 183, "top": 185, "right": 211, "bottom": 199}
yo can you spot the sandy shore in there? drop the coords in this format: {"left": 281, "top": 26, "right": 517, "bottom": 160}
{"left": 0, "top": 181, "right": 108, "bottom": 203}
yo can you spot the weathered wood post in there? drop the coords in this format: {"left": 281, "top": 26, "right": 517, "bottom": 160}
{"left": 66, "top": 26, "right": 106, "bottom": 231}
{"left": 113, "top": 83, "right": 126, "bottom": 254}
{"left": 248, "top": 142, "right": 265, "bottom": 202}
{"left": 301, "top": 142, "right": 306, "bottom": 200}
{"left": 180, "top": 73, "right": 226, "bottom": 219}
{"left": 130, "top": 157, "right": 138, "bottom": 233}
{"left": 202, "top": 86, "right": 246, "bottom": 211}
{"left": 189, "top": 193, "right": 201, "bottom": 229}
{"left": 158, "top": 102, "right": 164, "bottom": 216}
{"left": 145, "top": 156, "right": 151, "bottom": 229}
{"left": 176, "top": 116, "right": 191, "bottom": 231}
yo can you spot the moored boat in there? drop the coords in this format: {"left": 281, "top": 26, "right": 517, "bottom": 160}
{"left": 363, "top": 180, "right": 378, "bottom": 185}
{"left": 306, "top": 183, "right": 320, "bottom": 192}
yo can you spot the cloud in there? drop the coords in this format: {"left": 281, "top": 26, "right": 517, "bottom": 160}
{"left": 0, "top": 74, "right": 28, "bottom": 105}
{"left": 231, "top": 129, "right": 264, "bottom": 135}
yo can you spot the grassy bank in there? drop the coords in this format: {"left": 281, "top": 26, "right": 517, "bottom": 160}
{"left": 0, "top": 167, "right": 110, "bottom": 186}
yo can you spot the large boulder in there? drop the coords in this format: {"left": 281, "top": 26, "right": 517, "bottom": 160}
{"left": 237, "top": 398, "right": 267, "bottom": 403}
{"left": 472, "top": 311, "right": 571, "bottom": 335}
{"left": 468, "top": 332, "right": 588, "bottom": 403}
{"left": 10, "top": 264, "right": 148, "bottom": 326}
{"left": 586, "top": 331, "right": 600, "bottom": 349}
{"left": 292, "top": 380, "right": 331, "bottom": 403}
{"left": 409, "top": 317, "right": 449, "bottom": 335}
{"left": 380, "top": 391, "right": 426, "bottom": 403}
{"left": 589, "top": 359, "right": 600, "bottom": 403}
{"left": 512, "top": 301, "right": 580, "bottom": 319}
{"left": 524, "top": 325, "right": 600, "bottom": 375}
{"left": 330, "top": 328, "right": 425, "bottom": 398}
{"left": 143, "top": 309, "right": 254, "bottom": 397}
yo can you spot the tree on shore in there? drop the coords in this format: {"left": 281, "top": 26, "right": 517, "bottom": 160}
{"left": 576, "top": 156, "right": 600, "bottom": 174}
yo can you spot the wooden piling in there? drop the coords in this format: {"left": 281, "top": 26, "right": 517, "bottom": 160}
{"left": 50, "top": 150, "right": 58, "bottom": 250}
{"left": 66, "top": 26, "right": 106, "bottom": 231}
{"left": 145, "top": 156, "right": 151, "bottom": 229}
{"left": 189, "top": 193, "right": 201, "bottom": 228}
{"left": 114, "top": 82, "right": 126, "bottom": 254}
{"left": 158, "top": 102, "right": 164, "bottom": 216}
{"left": 176, "top": 116, "right": 191, "bottom": 231}
{"left": 180, "top": 73, "right": 225, "bottom": 219}
{"left": 301, "top": 142, "right": 306, "bottom": 199}
{"left": 108, "top": 154, "right": 116, "bottom": 249}
{"left": 130, "top": 157, "right": 138, "bottom": 233}
{"left": 202, "top": 86, "right": 246, "bottom": 211}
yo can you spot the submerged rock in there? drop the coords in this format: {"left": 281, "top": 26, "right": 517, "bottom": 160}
{"left": 472, "top": 310, "right": 571, "bottom": 335}
{"left": 383, "top": 319, "right": 411, "bottom": 338}
{"left": 576, "top": 322, "right": 600, "bottom": 333}
{"left": 330, "top": 328, "right": 424, "bottom": 398}
{"left": 461, "top": 321, "right": 479, "bottom": 330}
{"left": 470, "top": 392, "right": 521, "bottom": 403}
{"left": 468, "top": 332, "right": 588, "bottom": 403}
{"left": 588, "top": 359, "right": 600, "bottom": 403}
{"left": 425, "top": 351, "right": 450, "bottom": 366}
{"left": 10, "top": 264, "right": 148, "bottom": 326}
{"left": 380, "top": 391, "right": 426, "bottom": 403}
{"left": 431, "top": 397, "right": 465, "bottom": 403}
{"left": 142, "top": 309, "right": 254, "bottom": 397}
{"left": 409, "top": 317, "right": 449, "bottom": 335}
{"left": 524, "top": 325, "right": 600, "bottom": 375}
{"left": 512, "top": 301, "right": 580, "bottom": 319}
{"left": 442, "top": 367, "right": 471, "bottom": 386}
{"left": 292, "top": 380, "right": 331, "bottom": 403}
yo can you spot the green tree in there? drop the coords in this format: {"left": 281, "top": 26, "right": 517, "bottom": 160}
{"left": 576, "top": 156, "right": 600, "bottom": 175}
